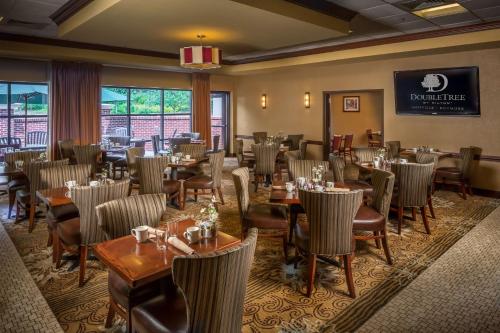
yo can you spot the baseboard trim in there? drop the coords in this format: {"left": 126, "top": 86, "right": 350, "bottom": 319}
{"left": 472, "top": 188, "right": 500, "bottom": 199}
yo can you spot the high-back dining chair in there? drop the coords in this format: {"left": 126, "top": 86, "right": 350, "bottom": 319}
{"left": 366, "top": 129, "right": 382, "bottom": 147}
{"left": 151, "top": 134, "right": 161, "bottom": 155}
{"left": 386, "top": 141, "right": 401, "bottom": 159}
{"left": 252, "top": 143, "right": 280, "bottom": 191}
{"left": 340, "top": 134, "right": 354, "bottom": 162}
{"left": 353, "top": 147, "right": 378, "bottom": 163}
{"left": 179, "top": 144, "right": 207, "bottom": 159}
{"left": 27, "top": 131, "right": 47, "bottom": 146}
{"left": 16, "top": 159, "right": 69, "bottom": 232}
{"left": 95, "top": 193, "right": 168, "bottom": 332}
{"left": 208, "top": 134, "right": 220, "bottom": 153}
{"left": 58, "top": 139, "right": 76, "bottom": 163}
{"left": 170, "top": 137, "right": 191, "bottom": 153}
{"left": 126, "top": 147, "right": 145, "bottom": 195}
{"left": 252, "top": 131, "right": 267, "bottom": 144}
{"left": 5, "top": 150, "right": 41, "bottom": 165}
{"left": 433, "top": 146, "right": 478, "bottom": 200}
{"left": 232, "top": 167, "right": 288, "bottom": 259}
{"left": 353, "top": 169, "right": 395, "bottom": 264}
{"left": 74, "top": 144, "right": 102, "bottom": 177}
{"left": 56, "top": 180, "right": 129, "bottom": 285}
{"left": 329, "top": 154, "right": 360, "bottom": 182}
{"left": 416, "top": 152, "right": 439, "bottom": 219}
{"left": 131, "top": 228, "right": 258, "bottom": 333}
{"left": 287, "top": 134, "right": 304, "bottom": 151}
{"left": 331, "top": 135, "right": 343, "bottom": 155}
{"left": 391, "top": 162, "right": 434, "bottom": 234}
{"left": 296, "top": 188, "right": 363, "bottom": 297}
{"left": 287, "top": 160, "right": 329, "bottom": 181}
{"left": 182, "top": 151, "right": 225, "bottom": 209}
{"left": 136, "top": 156, "right": 180, "bottom": 203}
{"left": 108, "top": 136, "right": 131, "bottom": 146}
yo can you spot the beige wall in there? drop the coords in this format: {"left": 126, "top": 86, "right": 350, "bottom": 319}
{"left": 0, "top": 58, "right": 48, "bottom": 82}
{"left": 235, "top": 47, "right": 500, "bottom": 191}
{"left": 330, "top": 91, "right": 383, "bottom": 147}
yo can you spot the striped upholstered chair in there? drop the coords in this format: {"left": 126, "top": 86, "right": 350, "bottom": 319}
{"left": 353, "top": 169, "right": 395, "bottom": 264}
{"left": 5, "top": 150, "right": 42, "bottom": 218}
{"left": 15, "top": 159, "right": 69, "bottom": 232}
{"left": 57, "top": 139, "right": 76, "bottom": 163}
{"left": 352, "top": 147, "right": 379, "bottom": 181}
{"left": 40, "top": 164, "right": 92, "bottom": 259}
{"left": 329, "top": 154, "right": 373, "bottom": 194}
{"left": 252, "top": 131, "right": 267, "bottom": 144}
{"left": 296, "top": 189, "right": 363, "bottom": 297}
{"left": 137, "top": 156, "right": 180, "bottom": 205}
{"left": 182, "top": 151, "right": 225, "bottom": 210}
{"left": 74, "top": 144, "right": 103, "bottom": 177}
{"left": 179, "top": 143, "right": 207, "bottom": 159}
{"left": 287, "top": 159, "right": 330, "bottom": 181}
{"left": 386, "top": 141, "right": 401, "bottom": 159}
{"left": 391, "top": 163, "right": 435, "bottom": 234}
{"left": 95, "top": 193, "right": 167, "bottom": 332}
{"left": 416, "top": 152, "right": 439, "bottom": 218}
{"left": 132, "top": 228, "right": 258, "bottom": 333}
{"left": 232, "top": 167, "right": 289, "bottom": 259}
{"left": 125, "top": 147, "right": 145, "bottom": 195}
{"left": 55, "top": 180, "right": 129, "bottom": 285}
{"left": 252, "top": 143, "right": 280, "bottom": 191}
{"left": 433, "top": 146, "right": 478, "bottom": 200}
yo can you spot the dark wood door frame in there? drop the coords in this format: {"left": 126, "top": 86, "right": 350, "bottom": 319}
{"left": 322, "top": 89, "right": 385, "bottom": 160}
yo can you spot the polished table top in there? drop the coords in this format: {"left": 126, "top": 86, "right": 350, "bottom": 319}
{"left": 94, "top": 218, "right": 240, "bottom": 288}
{"left": 36, "top": 187, "right": 72, "bottom": 208}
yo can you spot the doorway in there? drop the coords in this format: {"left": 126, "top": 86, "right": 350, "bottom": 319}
{"left": 323, "top": 90, "right": 384, "bottom": 160}
{"left": 210, "top": 91, "right": 230, "bottom": 153}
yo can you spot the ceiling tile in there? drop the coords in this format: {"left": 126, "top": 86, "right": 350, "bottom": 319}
{"left": 428, "top": 11, "right": 481, "bottom": 26}
{"left": 394, "top": 19, "right": 437, "bottom": 32}
{"left": 473, "top": 5, "right": 500, "bottom": 19}
{"left": 326, "top": 0, "right": 386, "bottom": 12}
{"left": 460, "top": 0, "right": 500, "bottom": 11}
{"left": 374, "top": 13, "right": 421, "bottom": 25}
{"left": 359, "top": 4, "right": 407, "bottom": 18}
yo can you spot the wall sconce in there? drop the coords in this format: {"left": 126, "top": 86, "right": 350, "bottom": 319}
{"left": 304, "top": 92, "right": 310, "bottom": 108}
{"left": 261, "top": 94, "right": 267, "bottom": 109}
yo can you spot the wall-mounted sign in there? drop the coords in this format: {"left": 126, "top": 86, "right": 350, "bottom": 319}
{"left": 394, "top": 66, "right": 480, "bottom": 116}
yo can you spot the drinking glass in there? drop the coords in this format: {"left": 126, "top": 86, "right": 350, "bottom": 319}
{"left": 155, "top": 228, "right": 167, "bottom": 251}
{"left": 166, "top": 220, "right": 178, "bottom": 238}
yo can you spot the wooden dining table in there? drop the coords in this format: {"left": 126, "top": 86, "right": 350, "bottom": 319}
{"left": 36, "top": 186, "right": 72, "bottom": 208}
{"left": 94, "top": 218, "right": 240, "bottom": 288}
{"left": 167, "top": 157, "right": 209, "bottom": 180}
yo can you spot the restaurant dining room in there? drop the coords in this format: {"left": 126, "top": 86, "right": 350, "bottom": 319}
{"left": 1, "top": 0, "right": 500, "bottom": 332}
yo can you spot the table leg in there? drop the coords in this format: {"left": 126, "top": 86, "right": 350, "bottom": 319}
{"left": 28, "top": 202, "right": 36, "bottom": 233}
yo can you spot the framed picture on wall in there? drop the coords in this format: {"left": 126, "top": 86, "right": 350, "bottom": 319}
{"left": 343, "top": 96, "right": 360, "bottom": 112}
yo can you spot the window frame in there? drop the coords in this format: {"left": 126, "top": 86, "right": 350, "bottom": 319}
{"left": 101, "top": 86, "right": 192, "bottom": 142}
{"left": 0, "top": 81, "right": 49, "bottom": 147}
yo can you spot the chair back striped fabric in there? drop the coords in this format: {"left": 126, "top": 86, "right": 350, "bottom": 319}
{"left": 416, "top": 152, "right": 439, "bottom": 168}
{"left": 179, "top": 144, "right": 207, "bottom": 159}
{"left": 235, "top": 140, "right": 244, "bottom": 166}
{"left": 353, "top": 147, "right": 378, "bottom": 163}
{"left": 71, "top": 180, "right": 129, "bottom": 245}
{"left": 24, "top": 159, "right": 69, "bottom": 199}
{"left": 58, "top": 139, "right": 75, "bottom": 161}
{"left": 170, "top": 137, "right": 191, "bottom": 153}
{"left": 252, "top": 143, "right": 279, "bottom": 175}
{"left": 151, "top": 135, "right": 161, "bottom": 155}
{"left": 208, "top": 151, "right": 225, "bottom": 187}
{"left": 329, "top": 154, "right": 345, "bottom": 182}
{"left": 172, "top": 228, "right": 258, "bottom": 333}
{"left": 287, "top": 134, "right": 304, "bottom": 151}
{"left": 137, "top": 156, "right": 169, "bottom": 194}
{"left": 298, "top": 189, "right": 362, "bottom": 256}
{"left": 252, "top": 132, "right": 267, "bottom": 144}
{"left": 459, "top": 146, "right": 477, "bottom": 178}
{"left": 126, "top": 147, "right": 145, "bottom": 178}
{"left": 74, "top": 144, "right": 102, "bottom": 176}
{"left": 371, "top": 169, "right": 395, "bottom": 221}
{"left": 287, "top": 160, "right": 329, "bottom": 181}
{"left": 96, "top": 194, "right": 167, "bottom": 240}
{"left": 5, "top": 150, "right": 41, "bottom": 166}
{"left": 40, "top": 164, "right": 92, "bottom": 189}
{"left": 232, "top": 167, "right": 251, "bottom": 219}
{"left": 108, "top": 136, "right": 130, "bottom": 146}
{"left": 212, "top": 135, "right": 220, "bottom": 152}
{"left": 391, "top": 162, "right": 434, "bottom": 207}
{"left": 386, "top": 141, "right": 401, "bottom": 159}
{"left": 298, "top": 140, "right": 307, "bottom": 160}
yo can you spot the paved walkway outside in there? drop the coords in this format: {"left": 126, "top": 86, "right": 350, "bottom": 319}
{"left": 0, "top": 221, "right": 63, "bottom": 333}
{"left": 357, "top": 205, "right": 500, "bottom": 333}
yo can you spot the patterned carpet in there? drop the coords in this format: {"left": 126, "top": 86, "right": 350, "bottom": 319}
{"left": 1, "top": 158, "right": 498, "bottom": 333}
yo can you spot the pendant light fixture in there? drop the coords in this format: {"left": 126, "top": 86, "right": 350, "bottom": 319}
{"left": 180, "top": 34, "right": 222, "bottom": 70}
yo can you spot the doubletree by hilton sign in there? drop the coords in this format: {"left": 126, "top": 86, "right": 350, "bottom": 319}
{"left": 394, "top": 67, "right": 480, "bottom": 116}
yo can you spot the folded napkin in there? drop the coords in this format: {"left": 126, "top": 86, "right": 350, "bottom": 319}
{"left": 146, "top": 226, "right": 165, "bottom": 239}
{"left": 325, "top": 187, "right": 350, "bottom": 192}
{"left": 168, "top": 237, "right": 195, "bottom": 254}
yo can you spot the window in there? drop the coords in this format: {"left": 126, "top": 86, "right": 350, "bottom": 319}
{"left": 0, "top": 82, "right": 49, "bottom": 148}
{"left": 101, "top": 87, "right": 192, "bottom": 151}
{"left": 210, "top": 92, "right": 230, "bottom": 152}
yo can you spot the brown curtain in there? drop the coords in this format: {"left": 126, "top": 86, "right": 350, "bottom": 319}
{"left": 49, "top": 61, "right": 101, "bottom": 159}
{"left": 192, "top": 73, "right": 211, "bottom": 149}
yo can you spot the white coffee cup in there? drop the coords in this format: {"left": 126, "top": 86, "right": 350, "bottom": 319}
{"left": 285, "top": 182, "right": 294, "bottom": 193}
{"left": 89, "top": 180, "right": 100, "bottom": 187}
{"left": 183, "top": 226, "right": 201, "bottom": 243}
{"left": 131, "top": 225, "right": 149, "bottom": 243}
{"left": 65, "top": 180, "right": 77, "bottom": 188}
{"left": 185, "top": 154, "right": 191, "bottom": 160}
{"left": 314, "top": 185, "right": 324, "bottom": 192}
{"left": 326, "top": 181, "right": 334, "bottom": 188}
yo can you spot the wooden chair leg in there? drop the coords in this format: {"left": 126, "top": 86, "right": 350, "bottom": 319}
{"left": 420, "top": 206, "right": 431, "bottom": 235}
{"left": 411, "top": 207, "right": 417, "bottom": 221}
{"left": 282, "top": 232, "right": 288, "bottom": 262}
{"left": 28, "top": 202, "right": 36, "bottom": 233}
{"left": 79, "top": 245, "right": 88, "bottom": 287}
{"left": 373, "top": 231, "right": 381, "bottom": 249}
{"left": 55, "top": 233, "right": 63, "bottom": 268}
{"left": 428, "top": 196, "right": 436, "bottom": 219}
{"left": 194, "top": 189, "right": 198, "bottom": 202}
{"left": 460, "top": 181, "right": 467, "bottom": 200}
{"left": 306, "top": 254, "right": 317, "bottom": 297}
{"left": 343, "top": 254, "right": 356, "bottom": 298}
{"left": 15, "top": 201, "right": 20, "bottom": 222}
{"left": 381, "top": 227, "right": 393, "bottom": 265}
{"left": 104, "top": 296, "right": 116, "bottom": 328}
{"left": 181, "top": 188, "right": 187, "bottom": 210}
{"left": 8, "top": 190, "right": 15, "bottom": 218}
{"left": 127, "top": 304, "right": 133, "bottom": 333}
{"left": 467, "top": 181, "right": 473, "bottom": 195}
{"left": 294, "top": 247, "right": 299, "bottom": 269}
{"left": 52, "top": 230, "right": 58, "bottom": 263}
{"left": 47, "top": 227, "right": 53, "bottom": 247}
{"left": 217, "top": 187, "right": 224, "bottom": 205}
{"left": 397, "top": 206, "right": 404, "bottom": 235}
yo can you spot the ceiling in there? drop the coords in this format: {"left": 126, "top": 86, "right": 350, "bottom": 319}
{"left": 0, "top": 0, "right": 499, "bottom": 63}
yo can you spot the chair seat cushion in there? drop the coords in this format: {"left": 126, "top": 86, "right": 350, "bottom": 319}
{"left": 353, "top": 206, "right": 385, "bottom": 231}
{"left": 294, "top": 218, "right": 309, "bottom": 251}
{"left": 15, "top": 189, "right": 30, "bottom": 205}
{"left": 172, "top": 170, "right": 197, "bottom": 180}
{"left": 131, "top": 292, "right": 188, "bottom": 333}
{"left": 57, "top": 217, "right": 81, "bottom": 246}
{"left": 435, "top": 167, "right": 462, "bottom": 180}
{"left": 7, "top": 178, "right": 27, "bottom": 191}
{"left": 47, "top": 203, "right": 79, "bottom": 221}
{"left": 163, "top": 180, "right": 181, "bottom": 195}
{"left": 108, "top": 270, "right": 164, "bottom": 309}
{"left": 184, "top": 175, "right": 213, "bottom": 189}
{"left": 243, "top": 204, "right": 288, "bottom": 230}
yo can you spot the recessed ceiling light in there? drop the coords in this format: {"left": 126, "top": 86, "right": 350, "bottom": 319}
{"left": 412, "top": 3, "right": 468, "bottom": 19}
{"left": 0, "top": 17, "right": 4, "bottom": 23}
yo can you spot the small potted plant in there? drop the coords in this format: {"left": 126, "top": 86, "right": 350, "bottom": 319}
{"left": 198, "top": 196, "right": 219, "bottom": 238}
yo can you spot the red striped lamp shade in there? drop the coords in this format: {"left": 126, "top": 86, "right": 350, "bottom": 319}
{"left": 180, "top": 46, "right": 222, "bottom": 69}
